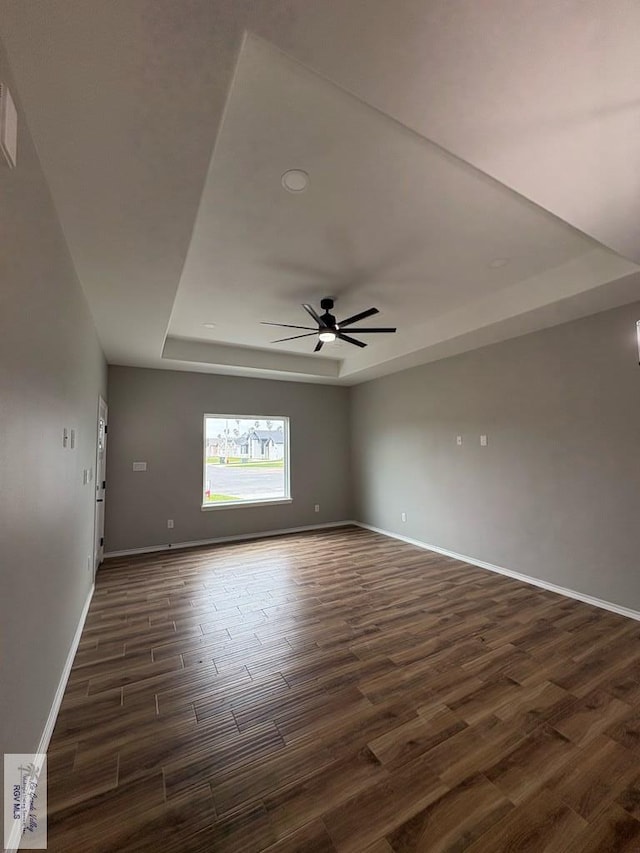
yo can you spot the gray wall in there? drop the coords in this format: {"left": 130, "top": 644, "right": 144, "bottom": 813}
{"left": 351, "top": 301, "right": 640, "bottom": 611}
{"left": 0, "top": 37, "right": 107, "bottom": 766}
{"left": 105, "top": 367, "right": 352, "bottom": 551}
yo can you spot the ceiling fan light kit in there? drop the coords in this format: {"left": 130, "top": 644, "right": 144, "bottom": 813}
{"left": 262, "top": 297, "right": 396, "bottom": 353}
{"left": 318, "top": 330, "right": 337, "bottom": 342}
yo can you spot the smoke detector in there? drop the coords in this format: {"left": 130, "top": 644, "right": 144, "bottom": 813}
{"left": 281, "top": 169, "right": 309, "bottom": 193}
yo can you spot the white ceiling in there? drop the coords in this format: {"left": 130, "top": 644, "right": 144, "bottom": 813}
{"left": 1, "top": 1, "right": 639, "bottom": 384}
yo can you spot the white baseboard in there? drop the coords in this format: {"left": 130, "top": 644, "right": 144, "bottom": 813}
{"left": 4, "top": 583, "right": 94, "bottom": 853}
{"left": 104, "top": 520, "right": 356, "bottom": 559}
{"left": 354, "top": 521, "right": 640, "bottom": 623}
{"left": 37, "top": 583, "right": 95, "bottom": 755}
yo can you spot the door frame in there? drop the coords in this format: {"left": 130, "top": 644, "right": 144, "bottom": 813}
{"left": 94, "top": 396, "right": 108, "bottom": 574}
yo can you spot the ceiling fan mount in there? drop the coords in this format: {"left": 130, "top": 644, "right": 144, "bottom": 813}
{"left": 261, "top": 297, "right": 396, "bottom": 352}
{"left": 318, "top": 297, "right": 337, "bottom": 330}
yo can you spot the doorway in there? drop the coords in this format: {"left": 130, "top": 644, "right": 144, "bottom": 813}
{"left": 94, "top": 396, "right": 108, "bottom": 573}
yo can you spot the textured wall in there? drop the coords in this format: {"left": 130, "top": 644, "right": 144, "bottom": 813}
{"left": 0, "top": 38, "right": 107, "bottom": 764}
{"left": 105, "top": 367, "right": 352, "bottom": 551}
{"left": 351, "top": 301, "right": 640, "bottom": 610}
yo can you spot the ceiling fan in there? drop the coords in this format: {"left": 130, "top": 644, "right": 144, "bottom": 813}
{"left": 261, "top": 297, "right": 396, "bottom": 352}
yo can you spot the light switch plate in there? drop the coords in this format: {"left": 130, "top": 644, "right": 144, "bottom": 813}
{"left": 132, "top": 461, "right": 147, "bottom": 472}
{"left": 456, "top": 435, "right": 463, "bottom": 446}
{"left": 480, "top": 434, "right": 488, "bottom": 446}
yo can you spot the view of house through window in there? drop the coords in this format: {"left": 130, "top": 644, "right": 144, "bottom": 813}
{"left": 203, "top": 415, "right": 290, "bottom": 506}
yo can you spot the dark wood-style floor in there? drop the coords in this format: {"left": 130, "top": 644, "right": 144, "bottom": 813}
{"left": 46, "top": 526, "right": 640, "bottom": 852}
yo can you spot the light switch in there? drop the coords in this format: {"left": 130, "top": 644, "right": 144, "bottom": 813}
{"left": 132, "top": 461, "right": 147, "bottom": 472}
{"left": 70, "top": 428, "right": 76, "bottom": 449}
{"left": 456, "top": 435, "right": 463, "bottom": 446}
{"left": 63, "top": 427, "right": 69, "bottom": 448}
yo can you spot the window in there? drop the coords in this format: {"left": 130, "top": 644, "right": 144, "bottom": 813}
{"left": 202, "top": 415, "right": 290, "bottom": 509}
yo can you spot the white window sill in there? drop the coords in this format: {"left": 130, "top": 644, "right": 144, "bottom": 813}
{"left": 201, "top": 497, "right": 292, "bottom": 511}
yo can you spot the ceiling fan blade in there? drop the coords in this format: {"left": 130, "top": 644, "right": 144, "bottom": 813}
{"left": 261, "top": 322, "right": 316, "bottom": 330}
{"left": 272, "top": 333, "right": 317, "bottom": 343}
{"left": 338, "top": 332, "right": 367, "bottom": 348}
{"left": 338, "top": 307, "right": 379, "bottom": 327}
{"left": 314, "top": 340, "right": 324, "bottom": 352}
{"left": 343, "top": 327, "right": 396, "bottom": 333}
{"left": 303, "top": 303, "right": 325, "bottom": 326}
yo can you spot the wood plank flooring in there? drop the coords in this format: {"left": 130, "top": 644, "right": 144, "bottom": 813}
{"left": 45, "top": 526, "right": 640, "bottom": 851}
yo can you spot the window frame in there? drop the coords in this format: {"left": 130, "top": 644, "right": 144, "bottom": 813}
{"left": 201, "top": 413, "right": 292, "bottom": 511}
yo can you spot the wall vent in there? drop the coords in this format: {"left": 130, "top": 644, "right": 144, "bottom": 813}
{"left": 0, "top": 83, "right": 18, "bottom": 168}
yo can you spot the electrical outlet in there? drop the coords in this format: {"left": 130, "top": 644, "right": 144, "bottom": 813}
{"left": 87, "top": 555, "right": 92, "bottom": 572}
{"left": 480, "top": 434, "right": 488, "bottom": 446}
{"left": 456, "top": 435, "right": 463, "bottom": 446}
{"left": 167, "top": 519, "right": 174, "bottom": 529}
{"left": 401, "top": 512, "right": 407, "bottom": 522}
{"left": 314, "top": 504, "right": 320, "bottom": 513}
